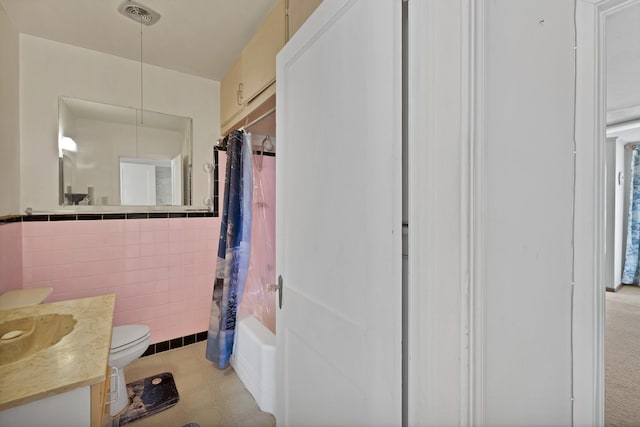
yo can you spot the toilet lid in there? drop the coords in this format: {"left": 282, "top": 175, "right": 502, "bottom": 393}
{"left": 111, "top": 325, "right": 150, "bottom": 351}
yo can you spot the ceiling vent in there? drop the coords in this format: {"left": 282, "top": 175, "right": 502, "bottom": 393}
{"left": 118, "top": 1, "right": 161, "bottom": 26}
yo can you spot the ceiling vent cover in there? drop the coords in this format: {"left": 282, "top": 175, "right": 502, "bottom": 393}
{"left": 118, "top": 1, "right": 161, "bottom": 26}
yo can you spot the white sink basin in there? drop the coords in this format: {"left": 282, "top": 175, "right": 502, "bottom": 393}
{"left": 0, "top": 314, "right": 76, "bottom": 366}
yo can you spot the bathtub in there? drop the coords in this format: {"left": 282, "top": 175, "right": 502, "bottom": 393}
{"left": 230, "top": 310, "right": 276, "bottom": 415}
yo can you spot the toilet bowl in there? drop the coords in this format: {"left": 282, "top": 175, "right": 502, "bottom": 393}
{"left": 109, "top": 324, "right": 151, "bottom": 416}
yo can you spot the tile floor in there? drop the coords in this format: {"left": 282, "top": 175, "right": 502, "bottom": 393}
{"left": 110, "top": 341, "right": 275, "bottom": 427}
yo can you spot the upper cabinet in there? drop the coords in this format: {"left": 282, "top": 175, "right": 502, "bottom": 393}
{"left": 220, "top": 0, "right": 285, "bottom": 135}
{"left": 242, "top": 0, "right": 285, "bottom": 104}
{"left": 219, "top": 0, "right": 323, "bottom": 136}
{"left": 287, "top": 0, "right": 323, "bottom": 38}
{"left": 220, "top": 55, "right": 244, "bottom": 129}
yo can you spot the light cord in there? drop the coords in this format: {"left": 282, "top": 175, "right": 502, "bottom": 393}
{"left": 570, "top": 0, "right": 578, "bottom": 424}
{"left": 140, "top": 17, "right": 144, "bottom": 125}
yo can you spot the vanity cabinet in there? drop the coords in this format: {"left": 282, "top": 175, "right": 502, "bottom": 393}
{"left": 220, "top": 0, "right": 285, "bottom": 135}
{"left": 0, "top": 364, "right": 110, "bottom": 427}
{"left": 0, "top": 381, "right": 109, "bottom": 427}
{"left": 90, "top": 367, "right": 111, "bottom": 427}
{"left": 0, "top": 295, "right": 115, "bottom": 427}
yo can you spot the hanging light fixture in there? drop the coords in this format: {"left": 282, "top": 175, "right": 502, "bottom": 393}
{"left": 118, "top": 1, "right": 161, "bottom": 153}
{"left": 118, "top": 1, "right": 161, "bottom": 26}
{"left": 139, "top": 15, "right": 143, "bottom": 126}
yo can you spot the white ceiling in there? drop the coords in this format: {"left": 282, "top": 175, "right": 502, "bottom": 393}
{"left": 1, "top": 0, "right": 637, "bottom": 134}
{"left": 0, "top": 0, "right": 278, "bottom": 81}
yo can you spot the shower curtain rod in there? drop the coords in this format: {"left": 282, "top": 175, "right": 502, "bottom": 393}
{"left": 215, "top": 144, "right": 276, "bottom": 157}
{"left": 216, "top": 106, "right": 276, "bottom": 154}
{"left": 216, "top": 128, "right": 276, "bottom": 157}
{"left": 242, "top": 107, "right": 276, "bottom": 131}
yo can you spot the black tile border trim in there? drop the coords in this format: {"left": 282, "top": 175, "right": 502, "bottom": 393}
{"left": 0, "top": 211, "right": 214, "bottom": 224}
{"left": 141, "top": 330, "right": 208, "bottom": 357}
{"left": 49, "top": 214, "right": 78, "bottom": 221}
{"left": 77, "top": 214, "right": 103, "bottom": 221}
{"left": 185, "top": 212, "right": 207, "bottom": 218}
{"left": 21, "top": 215, "right": 49, "bottom": 222}
{"left": 126, "top": 213, "right": 149, "bottom": 220}
{"left": 103, "top": 213, "right": 126, "bottom": 220}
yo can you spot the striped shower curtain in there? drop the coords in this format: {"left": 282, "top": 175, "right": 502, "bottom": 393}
{"left": 622, "top": 147, "right": 640, "bottom": 284}
{"left": 206, "top": 130, "right": 253, "bottom": 368}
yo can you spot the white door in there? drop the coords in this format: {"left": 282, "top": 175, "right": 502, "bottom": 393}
{"left": 171, "top": 154, "right": 183, "bottom": 205}
{"left": 120, "top": 161, "right": 156, "bottom": 205}
{"left": 275, "top": 1, "right": 402, "bottom": 426}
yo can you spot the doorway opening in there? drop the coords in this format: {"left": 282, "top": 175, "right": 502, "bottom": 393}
{"left": 577, "top": 0, "right": 640, "bottom": 424}
{"left": 602, "top": 2, "right": 640, "bottom": 421}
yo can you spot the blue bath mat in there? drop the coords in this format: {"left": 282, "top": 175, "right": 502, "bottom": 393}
{"left": 117, "top": 372, "right": 179, "bottom": 425}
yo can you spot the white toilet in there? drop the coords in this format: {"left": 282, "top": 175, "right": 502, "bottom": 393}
{"left": 109, "top": 324, "right": 151, "bottom": 416}
{"left": 0, "top": 287, "right": 52, "bottom": 310}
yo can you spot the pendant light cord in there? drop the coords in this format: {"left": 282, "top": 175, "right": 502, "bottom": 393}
{"left": 570, "top": 0, "right": 578, "bottom": 424}
{"left": 140, "top": 17, "right": 144, "bottom": 125}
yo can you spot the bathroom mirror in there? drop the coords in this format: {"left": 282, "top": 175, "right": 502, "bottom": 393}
{"left": 58, "top": 97, "right": 192, "bottom": 207}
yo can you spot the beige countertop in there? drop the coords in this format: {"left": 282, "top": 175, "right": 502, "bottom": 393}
{"left": 0, "top": 295, "right": 115, "bottom": 410}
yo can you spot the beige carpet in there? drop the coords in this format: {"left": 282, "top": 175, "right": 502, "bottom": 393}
{"left": 606, "top": 285, "right": 640, "bottom": 426}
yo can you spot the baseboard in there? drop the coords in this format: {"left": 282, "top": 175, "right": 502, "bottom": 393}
{"left": 141, "top": 331, "right": 208, "bottom": 357}
{"left": 606, "top": 283, "right": 624, "bottom": 292}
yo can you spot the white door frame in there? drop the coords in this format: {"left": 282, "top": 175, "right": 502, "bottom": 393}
{"left": 409, "top": 0, "right": 635, "bottom": 425}
{"left": 574, "top": 0, "right": 640, "bottom": 425}
{"left": 407, "top": 1, "right": 474, "bottom": 425}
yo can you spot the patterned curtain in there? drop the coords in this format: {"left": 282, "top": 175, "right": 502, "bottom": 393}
{"left": 622, "top": 147, "right": 640, "bottom": 284}
{"left": 206, "top": 130, "right": 253, "bottom": 368}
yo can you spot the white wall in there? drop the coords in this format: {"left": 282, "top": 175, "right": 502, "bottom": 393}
{"left": 0, "top": 6, "right": 21, "bottom": 215}
{"left": 482, "top": 1, "right": 575, "bottom": 424}
{"left": 614, "top": 139, "right": 625, "bottom": 287}
{"left": 68, "top": 117, "right": 184, "bottom": 205}
{"left": 605, "top": 138, "right": 617, "bottom": 288}
{"left": 407, "top": 1, "right": 470, "bottom": 424}
{"left": 605, "top": 137, "right": 626, "bottom": 289}
{"left": 622, "top": 142, "right": 634, "bottom": 283}
{"left": 19, "top": 34, "right": 220, "bottom": 212}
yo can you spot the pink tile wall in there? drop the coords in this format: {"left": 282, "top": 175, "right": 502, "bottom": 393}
{"left": 22, "top": 217, "right": 220, "bottom": 344}
{"left": 14, "top": 150, "right": 277, "bottom": 344}
{"left": 0, "top": 221, "right": 23, "bottom": 294}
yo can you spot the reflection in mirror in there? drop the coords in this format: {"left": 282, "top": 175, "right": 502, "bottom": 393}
{"left": 58, "top": 97, "right": 192, "bottom": 207}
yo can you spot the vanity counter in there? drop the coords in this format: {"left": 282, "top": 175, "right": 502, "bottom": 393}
{"left": 0, "top": 295, "right": 115, "bottom": 410}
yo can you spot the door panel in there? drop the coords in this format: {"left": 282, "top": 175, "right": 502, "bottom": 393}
{"left": 275, "top": 1, "right": 402, "bottom": 425}
{"left": 171, "top": 154, "right": 182, "bottom": 205}
{"left": 120, "top": 161, "right": 155, "bottom": 205}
